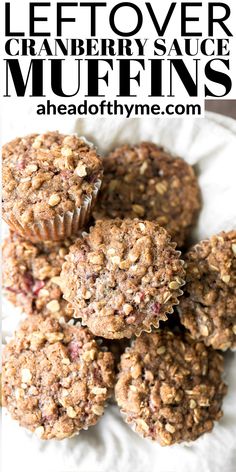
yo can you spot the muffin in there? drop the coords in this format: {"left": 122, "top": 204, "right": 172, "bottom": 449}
{"left": 3, "top": 232, "right": 73, "bottom": 320}
{"left": 115, "top": 330, "right": 227, "bottom": 445}
{"left": 101, "top": 339, "right": 130, "bottom": 370}
{"left": 93, "top": 142, "right": 201, "bottom": 247}
{"left": 61, "top": 219, "right": 185, "bottom": 339}
{"left": 2, "top": 316, "right": 115, "bottom": 439}
{"left": 178, "top": 231, "right": 236, "bottom": 350}
{"left": 2, "top": 132, "right": 103, "bottom": 241}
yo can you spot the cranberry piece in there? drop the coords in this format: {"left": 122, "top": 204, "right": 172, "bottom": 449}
{"left": 22, "top": 272, "right": 34, "bottom": 290}
{"left": 149, "top": 425, "right": 156, "bottom": 437}
{"left": 42, "top": 414, "right": 55, "bottom": 422}
{"left": 32, "top": 280, "right": 45, "bottom": 295}
{"left": 93, "top": 367, "right": 103, "bottom": 383}
{"left": 7, "top": 274, "right": 45, "bottom": 298}
{"left": 6, "top": 286, "right": 21, "bottom": 294}
{"left": 152, "top": 302, "right": 161, "bottom": 314}
{"left": 22, "top": 273, "right": 45, "bottom": 296}
{"left": 17, "top": 159, "right": 26, "bottom": 170}
{"left": 68, "top": 340, "right": 82, "bottom": 361}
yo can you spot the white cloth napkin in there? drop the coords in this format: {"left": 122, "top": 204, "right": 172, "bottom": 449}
{"left": 2, "top": 113, "right": 236, "bottom": 472}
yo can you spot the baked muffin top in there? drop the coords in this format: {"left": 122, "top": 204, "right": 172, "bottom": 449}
{"left": 61, "top": 219, "right": 185, "bottom": 338}
{"left": 179, "top": 230, "right": 236, "bottom": 350}
{"left": 93, "top": 142, "right": 201, "bottom": 247}
{"left": 115, "top": 330, "right": 227, "bottom": 445}
{"left": 2, "top": 316, "right": 115, "bottom": 439}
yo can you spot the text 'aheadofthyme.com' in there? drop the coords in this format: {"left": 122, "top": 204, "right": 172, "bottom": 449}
{"left": 3, "top": 1, "right": 236, "bottom": 116}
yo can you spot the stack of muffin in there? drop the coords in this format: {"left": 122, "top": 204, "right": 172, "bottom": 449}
{"left": 2, "top": 132, "right": 235, "bottom": 445}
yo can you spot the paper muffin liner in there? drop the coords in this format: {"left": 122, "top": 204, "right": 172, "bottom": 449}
{"left": 78, "top": 289, "right": 184, "bottom": 340}
{"left": 132, "top": 287, "right": 185, "bottom": 338}
{"left": 77, "top": 285, "right": 185, "bottom": 340}
{"left": 130, "top": 244, "right": 185, "bottom": 338}
{"left": 4, "top": 178, "right": 101, "bottom": 242}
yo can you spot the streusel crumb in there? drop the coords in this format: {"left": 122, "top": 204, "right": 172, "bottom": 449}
{"left": 2, "top": 317, "right": 115, "bottom": 439}
{"left": 61, "top": 219, "right": 185, "bottom": 338}
{"left": 115, "top": 330, "right": 227, "bottom": 444}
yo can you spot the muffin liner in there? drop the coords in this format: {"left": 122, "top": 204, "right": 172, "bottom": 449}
{"left": 132, "top": 295, "right": 183, "bottom": 339}
{"left": 4, "top": 178, "right": 101, "bottom": 242}
{"left": 130, "top": 249, "right": 185, "bottom": 337}
{"left": 78, "top": 290, "right": 184, "bottom": 340}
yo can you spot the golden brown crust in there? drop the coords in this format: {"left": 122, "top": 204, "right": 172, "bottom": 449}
{"left": 2, "top": 317, "right": 115, "bottom": 439}
{"left": 179, "top": 231, "right": 236, "bottom": 350}
{"left": 115, "top": 330, "right": 227, "bottom": 445}
{"left": 61, "top": 219, "right": 185, "bottom": 338}
{"left": 93, "top": 142, "right": 201, "bottom": 247}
